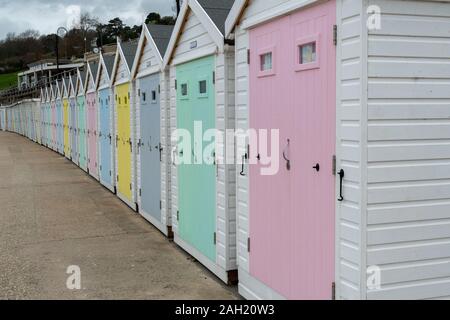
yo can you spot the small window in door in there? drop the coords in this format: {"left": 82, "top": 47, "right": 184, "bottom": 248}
{"left": 299, "top": 42, "right": 316, "bottom": 64}
{"left": 181, "top": 83, "right": 188, "bottom": 99}
{"left": 151, "top": 90, "right": 157, "bottom": 103}
{"left": 260, "top": 52, "right": 272, "bottom": 71}
{"left": 258, "top": 46, "right": 276, "bottom": 77}
{"left": 295, "top": 35, "right": 320, "bottom": 72}
{"left": 199, "top": 80, "right": 207, "bottom": 94}
{"left": 142, "top": 92, "right": 146, "bottom": 102}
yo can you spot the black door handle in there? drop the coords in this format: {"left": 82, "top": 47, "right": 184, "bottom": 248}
{"left": 240, "top": 155, "right": 246, "bottom": 176}
{"left": 338, "top": 169, "right": 345, "bottom": 202}
{"left": 282, "top": 139, "right": 291, "bottom": 171}
{"left": 313, "top": 164, "right": 320, "bottom": 172}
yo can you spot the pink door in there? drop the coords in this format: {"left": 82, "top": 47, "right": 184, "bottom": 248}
{"left": 249, "top": 1, "right": 336, "bottom": 300}
{"left": 87, "top": 92, "right": 98, "bottom": 176}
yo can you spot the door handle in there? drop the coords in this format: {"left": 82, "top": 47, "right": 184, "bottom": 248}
{"left": 240, "top": 155, "right": 246, "bottom": 176}
{"left": 282, "top": 139, "right": 291, "bottom": 171}
{"left": 313, "top": 163, "right": 320, "bottom": 172}
{"left": 338, "top": 169, "right": 345, "bottom": 202}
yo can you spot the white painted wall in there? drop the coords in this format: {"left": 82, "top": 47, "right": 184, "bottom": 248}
{"left": 171, "top": 9, "right": 217, "bottom": 64}
{"left": 364, "top": 0, "right": 450, "bottom": 300}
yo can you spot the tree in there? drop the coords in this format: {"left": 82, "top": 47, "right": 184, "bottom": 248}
{"left": 145, "top": 12, "right": 161, "bottom": 24}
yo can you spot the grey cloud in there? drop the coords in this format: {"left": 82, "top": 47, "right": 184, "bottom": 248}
{"left": 0, "top": 0, "right": 174, "bottom": 39}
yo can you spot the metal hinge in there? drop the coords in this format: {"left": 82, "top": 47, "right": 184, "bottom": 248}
{"left": 139, "top": 188, "right": 142, "bottom": 197}
{"left": 332, "top": 155, "right": 337, "bottom": 176}
{"left": 332, "top": 282, "right": 336, "bottom": 300}
{"left": 333, "top": 25, "right": 338, "bottom": 46}
{"left": 247, "top": 49, "right": 250, "bottom": 64}
{"left": 212, "top": 71, "right": 215, "bottom": 84}
{"left": 130, "top": 183, "right": 132, "bottom": 191}
{"left": 247, "top": 238, "right": 251, "bottom": 252}
{"left": 213, "top": 232, "right": 217, "bottom": 245}
{"left": 175, "top": 80, "right": 177, "bottom": 90}
{"left": 109, "top": 170, "right": 111, "bottom": 176}
{"left": 158, "top": 85, "right": 161, "bottom": 93}
{"left": 177, "top": 210, "right": 180, "bottom": 221}
{"left": 160, "top": 200, "right": 162, "bottom": 210}
{"left": 117, "top": 175, "right": 119, "bottom": 182}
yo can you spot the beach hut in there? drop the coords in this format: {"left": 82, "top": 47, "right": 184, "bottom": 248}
{"left": 86, "top": 59, "right": 100, "bottom": 180}
{"left": 55, "top": 79, "right": 64, "bottom": 155}
{"left": 76, "top": 67, "right": 88, "bottom": 171}
{"left": 43, "top": 86, "right": 50, "bottom": 147}
{"left": 68, "top": 74, "right": 78, "bottom": 164}
{"left": 131, "top": 23, "right": 174, "bottom": 236}
{"left": 46, "top": 85, "right": 52, "bottom": 149}
{"left": 163, "top": 0, "right": 237, "bottom": 284}
{"left": 226, "top": 0, "right": 450, "bottom": 300}
{"left": 0, "top": 107, "right": 5, "bottom": 131}
{"left": 95, "top": 51, "right": 117, "bottom": 193}
{"left": 40, "top": 88, "right": 46, "bottom": 145}
{"left": 62, "top": 76, "right": 71, "bottom": 158}
{"left": 111, "top": 39, "right": 139, "bottom": 210}
{"left": 49, "top": 82, "right": 57, "bottom": 151}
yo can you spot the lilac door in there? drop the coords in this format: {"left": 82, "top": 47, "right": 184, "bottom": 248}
{"left": 87, "top": 92, "right": 98, "bottom": 177}
{"left": 249, "top": 1, "right": 336, "bottom": 300}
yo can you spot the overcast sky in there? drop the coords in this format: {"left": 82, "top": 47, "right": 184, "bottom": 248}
{"left": 0, "top": 0, "right": 175, "bottom": 40}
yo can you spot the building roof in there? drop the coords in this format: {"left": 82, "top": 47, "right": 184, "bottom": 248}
{"left": 146, "top": 24, "right": 174, "bottom": 56}
{"left": 88, "top": 60, "right": 99, "bottom": 82}
{"left": 197, "top": 0, "right": 235, "bottom": 34}
{"left": 78, "top": 68, "right": 87, "bottom": 88}
{"left": 103, "top": 54, "right": 116, "bottom": 77}
{"left": 121, "top": 40, "right": 139, "bottom": 70}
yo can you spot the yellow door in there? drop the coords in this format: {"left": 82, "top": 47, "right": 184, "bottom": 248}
{"left": 116, "top": 83, "right": 132, "bottom": 201}
{"left": 63, "top": 98, "right": 70, "bottom": 157}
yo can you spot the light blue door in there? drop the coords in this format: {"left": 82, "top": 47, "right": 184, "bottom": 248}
{"left": 139, "top": 74, "right": 161, "bottom": 222}
{"left": 99, "top": 88, "right": 112, "bottom": 186}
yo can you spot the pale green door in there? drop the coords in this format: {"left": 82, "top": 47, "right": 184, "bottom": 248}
{"left": 177, "top": 55, "right": 216, "bottom": 262}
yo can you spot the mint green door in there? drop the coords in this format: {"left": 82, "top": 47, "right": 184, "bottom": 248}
{"left": 177, "top": 55, "right": 216, "bottom": 262}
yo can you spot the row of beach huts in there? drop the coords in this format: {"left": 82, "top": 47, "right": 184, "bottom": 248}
{"left": 1, "top": 0, "right": 450, "bottom": 300}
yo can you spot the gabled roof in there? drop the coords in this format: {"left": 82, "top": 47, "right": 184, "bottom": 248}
{"left": 76, "top": 67, "right": 87, "bottom": 96}
{"left": 147, "top": 24, "right": 174, "bottom": 56}
{"left": 49, "top": 82, "right": 55, "bottom": 101}
{"left": 56, "top": 79, "right": 63, "bottom": 99}
{"left": 111, "top": 39, "right": 139, "bottom": 85}
{"left": 68, "top": 74, "right": 76, "bottom": 97}
{"left": 131, "top": 23, "right": 174, "bottom": 78}
{"left": 46, "top": 86, "right": 51, "bottom": 102}
{"left": 96, "top": 52, "right": 116, "bottom": 89}
{"left": 163, "top": 0, "right": 234, "bottom": 68}
{"left": 62, "top": 76, "right": 70, "bottom": 97}
{"left": 85, "top": 59, "right": 100, "bottom": 93}
{"left": 104, "top": 54, "right": 116, "bottom": 76}
{"left": 198, "top": 0, "right": 235, "bottom": 34}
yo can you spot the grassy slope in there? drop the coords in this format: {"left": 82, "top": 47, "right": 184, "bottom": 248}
{"left": 0, "top": 72, "right": 18, "bottom": 90}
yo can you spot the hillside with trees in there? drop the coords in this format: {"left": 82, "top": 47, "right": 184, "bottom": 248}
{"left": 0, "top": 11, "right": 177, "bottom": 75}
